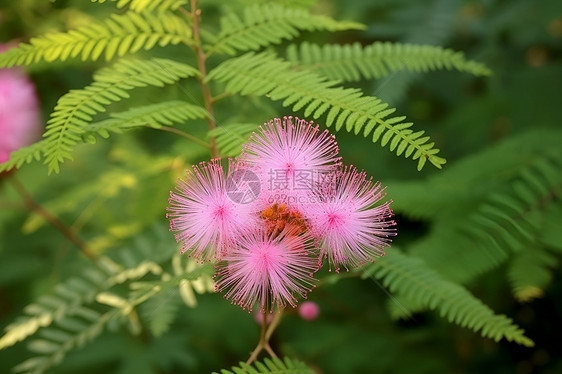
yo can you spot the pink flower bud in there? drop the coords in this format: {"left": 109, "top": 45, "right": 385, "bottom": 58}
{"left": 254, "top": 311, "right": 274, "bottom": 325}
{"left": 299, "top": 301, "right": 320, "bottom": 321}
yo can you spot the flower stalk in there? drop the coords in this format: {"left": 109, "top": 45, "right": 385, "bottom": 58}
{"left": 246, "top": 310, "right": 281, "bottom": 364}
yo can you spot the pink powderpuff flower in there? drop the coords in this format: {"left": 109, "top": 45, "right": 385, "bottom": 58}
{"left": 304, "top": 165, "right": 396, "bottom": 271}
{"left": 0, "top": 44, "right": 41, "bottom": 164}
{"left": 214, "top": 225, "right": 319, "bottom": 312}
{"left": 240, "top": 116, "right": 341, "bottom": 211}
{"left": 167, "top": 159, "right": 255, "bottom": 262}
{"left": 298, "top": 301, "right": 320, "bottom": 321}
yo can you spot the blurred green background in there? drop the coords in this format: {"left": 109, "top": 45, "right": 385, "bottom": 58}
{"left": 1, "top": 0, "right": 561, "bottom": 373}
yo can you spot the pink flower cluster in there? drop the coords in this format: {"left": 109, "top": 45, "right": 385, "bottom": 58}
{"left": 167, "top": 116, "right": 396, "bottom": 312}
{"left": 0, "top": 45, "right": 41, "bottom": 164}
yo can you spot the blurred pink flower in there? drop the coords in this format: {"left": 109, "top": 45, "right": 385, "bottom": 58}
{"left": 304, "top": 166, "right": 396, "bottom": 271}
{"left": 298, "top": 301, "right": 320, "bottom": 321}
{"left": 0, "top": 44, "right": 41, "bottom": 164}
{"left": 167, "top": 159, "right": 255, "bottom": 262}
{"left": 214, "top": 226, "right": 318, "bottom": 312}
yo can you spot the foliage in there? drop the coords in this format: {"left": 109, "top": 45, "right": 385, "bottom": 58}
{"left": 287, "top": 41, "right": 492, "bottom": 81}
{"left": 0, "top": 0, "right": 489, "bottom": 174}
{"left": 389, "top": 130, "right": 562, "bottom": 287}
{"left": 80, "top": 100, "right": 208, "bottom": 145}
{"left": 43, "top": 58, "right": 199, "bottom": 173}
{"left": 214, "top": 357, "right": 314, "bottom": 374}
{"left": 0, "top": 58, "right": 200, "bottom": 174}
{"left": 208, "top": 123, "right": 258, "bottom": 157}
{"left": 361, "top": 249, "right": 533, "bottom": 346}
{"left": 1, "top": 0, "right": 560, "bottom": 373}
{"left": 1, "top": 226, "right": 213, "bottom": 374}
{"left": 91, "top": 0, "right": 188, "bottom": 13}
{"left": 205, "top": 4, "right": 364, "bottom": 56}
{"left": 0, "top": 11, "right": 192, "bottom": 66}
{"left": 207, "top": 51, "right": 445, "bottom": 170}
{"left": 508, "top": 247, "right": 558, "bottom": 302}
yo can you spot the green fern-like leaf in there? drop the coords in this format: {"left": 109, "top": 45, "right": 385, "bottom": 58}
{"left": 214, "top": 356, "right": 314, "bottom": 374}
{"left": 82, "top": 101, "right": 208, "bottom": 143}
{"left": 412, "top": 151, "right": 562, "bottom": 284}
{"left": 138, "top": 289, "right": 181, "bottom": 337}
{"left": 508, "top": 247, "right": 558, "bottom": 302}
{"left": 206, "top": 4, "right": 364, "bottom": 56}
{"left": 13, "top": 271, "right": 174, "bottom": 374}
{"left": 287, "top": 41, "right": 491, "bottom": 81}
{"left": 13, "top": 309, "right": 117, "bottom": 374}
{"left": 127, "top": 265, "right": 213, "bottom": 337}
{"left": 361, "top": 249, "right": 534, "bottom": 346}
{"left": 541, "top": 202, "right": 562, "bottom": 253}
{"left": 43, "top": 58, "right": 199, "bottom": 174}
{"left": 0, "top": 264, "right": 112, "bottom": 350}
{"left": 0, "top": 11, "right": 192, "bottom": 67}
{"left": 0, "top": 226, "right": 174, "bottom": 351}
{"left": 384, "top": 294, "right": 425, "bottom": 321}
{"left": 0, "top": 258, "right": 162, "bottom": 353}
{"left": 91, "top": 0, "right": 188, "bottom": 12}
{"left": 207, "top": 52, "right": 445, "bottom": 170}
{"left": 208, "top": 123, "right": 258, "bottom": 157}
{"left": 137, "top": 256, "right": 214, "bottom": 336}
{"left": 387, "top": 131, "right": 562, "bottom": 285}
{"left": 6, "top": 227, "right": 210, "bottom": 374}
{"left": 0, "top": 140, "right": 47, "bottom": 173}
{"left": 239, "top": 0, "right": 318, "bottom": 8}
{"left": 390, "top": 130, "right": 562, "bottom": 217}
{"left": 0, "top": 100, "right": 205, "bottom": 173}
{"left": 172, "top": 253, "right": 215, "bottom": 308}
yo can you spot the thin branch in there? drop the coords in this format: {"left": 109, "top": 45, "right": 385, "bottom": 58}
{"left": 246, "top": 310, "right": 269, "bottom": 364}
{"left": 246, "top": 309, "right": 283, "bottom": 364}
{"left": 265, "top": 310, "right": 283, "bottom": 341}
{"left": 0, "top": 200, "right": 23, "bottom": 209}
{"left": 9, "top": 176, "right": 97, "bottom": 261}
{"left": 157, "top": 125, "right": 211, "bottom": 148}
{"left": 264, "top": 343, "right": 278, "bottom": 359}
{"left": 178, "top": 6, "right": 192, "bottom": 19}
{"left": 211, "top": 91, "right": 231, "bottom": 103}
{"left": 190, "top": 0, "right": 219, "bottom": 158}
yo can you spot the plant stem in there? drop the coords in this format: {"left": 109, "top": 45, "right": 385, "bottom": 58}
{"left": 264, "top": 343, "right": 278, "bottom": 359}
{"left": 211, "top": 92, "right": 231, "bottom": 103}
{"left": 246, "top": 310, "right": 283, "bottom": 364}
{"left": 157, "top": 125, "right": 211, "bottom": 148}
{"left": 190, "top": 0, "right": 219, "bottom": 159}
{"left": 246, "top": 310, "right": 269, "bottom": 364}
{"left": 265, "top": 310, "right": 283, "bottom": 341}
{"left": 9, "top": 176, "right": 97, "bottom": 262}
